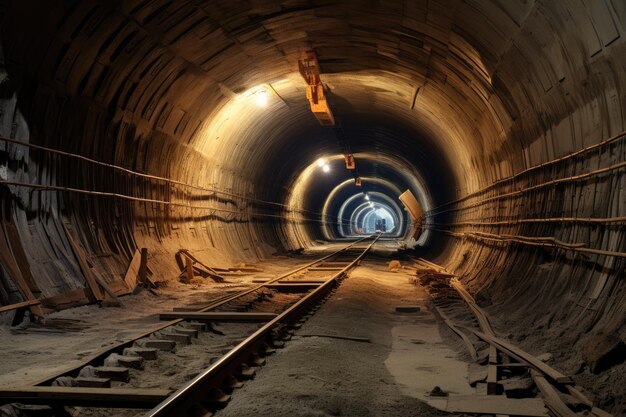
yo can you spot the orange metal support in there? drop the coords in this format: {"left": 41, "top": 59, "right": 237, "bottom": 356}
{"left": 298, "top": 50, "right": 335, "bottom": 126}
{"left": 344, "top": 154, "right": 355, "bottom": 169}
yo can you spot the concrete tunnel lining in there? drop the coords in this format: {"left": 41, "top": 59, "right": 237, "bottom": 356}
{"left": 0, "top": 0, "right": 625, "bottom": 414}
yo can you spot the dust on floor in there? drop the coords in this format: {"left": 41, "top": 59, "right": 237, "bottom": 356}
{"left": 219, "top": 259, "right": 475, "bottom": 417}
{"left": 0, "top": 256, "right": 302, "bottom": 387}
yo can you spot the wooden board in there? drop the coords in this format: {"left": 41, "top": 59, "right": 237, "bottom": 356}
{"left": 62, "top": 223, "right": 103, "bottom": 302}
{"left": 0, "top": 299, "right": 41, "bottom": 314}
{"left": 308, "top": 267, "right": 343, "bottom": 271}
{"left": 0, "top": 386, "right": 170, "bottom": 408}
{"left": 3, "top": 217, "right": 41, "bottom": 297}
{"left": 444, "top": 395, "right": 548, "bottom": 416}
{"left": 123, "top": 249, "right": 142, "bottom": 291}
{"left": 433, "top": 306, "right": 478, "bottom": 360}
{"left": 531, "top": 370, "right": 578, "bottom": 417}
{"left": 471, "top": 330, "right": 574, "bottom": 385}
{"left": 0, "top": 202, "right": 43, "bottom": 317}
{"left": 264, "top": 283, "right": 321, "bottom": 291}
{"left": 159, "top": 312, "right": 277, "bottom": 322}
{"left": 398, "top": 189, "right": 424, "bottom": 221}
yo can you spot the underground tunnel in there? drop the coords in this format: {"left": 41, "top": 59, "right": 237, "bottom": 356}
{"left": 0, "top": 0, "right": 624, "bottom": 416}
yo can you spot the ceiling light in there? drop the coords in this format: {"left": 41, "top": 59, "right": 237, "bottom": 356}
{"left": 255, "top": 90, "right": 268, "bottom": 107}
{"left": 322, "top": 164, "right": 330, "bottom": 173}
{"left": 317, "top": 158, "right": 327, "bottom": 167}
{"left": 364, "top": 194, "right": 370, "bottom": 201}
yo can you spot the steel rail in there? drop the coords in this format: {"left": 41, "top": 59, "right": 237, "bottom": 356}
{"left": 146, "top": 234, "right": 380, "bottom": 417}
{"left": 418, "top": 259, "right": 610, "bottom": 417}
{"left": 31, "top": 237, "right": 372, "bottom": 386}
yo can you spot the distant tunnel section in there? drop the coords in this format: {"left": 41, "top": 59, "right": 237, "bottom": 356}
{"left": 284, "top": 149, "right": 438, "bottom": 247}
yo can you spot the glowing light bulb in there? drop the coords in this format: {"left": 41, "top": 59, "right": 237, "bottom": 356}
{"left": 322, "top": 164, "right": 330, "bottom": 173}
{"left": 317, "top": 158, "right": 327, "bottom": 167}
{"left": 255, "top": 91, "right": 268, "bottom": 107}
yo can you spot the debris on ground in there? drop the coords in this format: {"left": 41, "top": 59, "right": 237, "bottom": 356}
{"left": 388, "top": 260, "right": 401, "bottom": 271}
{"left": 429, "top": 386, "right": 448, "bottom": 397}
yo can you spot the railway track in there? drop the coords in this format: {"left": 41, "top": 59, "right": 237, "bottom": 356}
{"left": 416, "top": 258, "right": 613, "bottom": 417}
{"left": 0, "top": 235, "right": 380, "bottom": 417}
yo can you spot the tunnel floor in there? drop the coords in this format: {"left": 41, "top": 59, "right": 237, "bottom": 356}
{"left": 0, "top": 243, "right": 622, "bottom": 416}
{"left": 218, "top": 257, "right": 462, "bottom": 417}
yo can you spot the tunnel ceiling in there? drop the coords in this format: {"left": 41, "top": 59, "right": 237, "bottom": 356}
{"left": 0, "top": 0, "right": 624, "bottom": 252}
{"left": 5, "top": 0, "right": 623, "bottom": 209}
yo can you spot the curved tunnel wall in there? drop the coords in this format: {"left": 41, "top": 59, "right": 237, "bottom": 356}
{"left": 0, "top": 1, "right": 624, "bottom": 406}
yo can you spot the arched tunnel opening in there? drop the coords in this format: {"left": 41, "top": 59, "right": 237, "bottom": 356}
{"left": 0, "top": 1, "right": 624, "bottom": 416}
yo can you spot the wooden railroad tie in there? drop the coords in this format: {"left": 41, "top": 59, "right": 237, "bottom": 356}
{"left": 159, "top": 312, "right": 278, "bottom": 322}
{"left": 0, "top": 387, "right": 171, "bottom": 408}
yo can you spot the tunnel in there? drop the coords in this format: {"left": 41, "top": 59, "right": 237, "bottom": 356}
{"left": 0, "top": 1, "right": 624, "bottom": 416}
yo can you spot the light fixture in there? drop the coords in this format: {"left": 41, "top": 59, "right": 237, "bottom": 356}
{"left": 255, "top": 90, "right": 269, "bottom": 107}
{"left": 322, "top": 164, "right": 330, "bottom": 173}
{"left": 364, "top": 193, "right": 370, "bottom": 201}
{"left": 317, "top": 158, "right": 327, "bottom": 167}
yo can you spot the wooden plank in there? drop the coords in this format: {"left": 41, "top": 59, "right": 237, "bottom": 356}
{"left": 0, "top": 299, "right": 41, "bottom": 314}
{"left": 39, "top": 288, "right": 93, "bottom": 312}
{"left": 471, "top": 330, "right": 574, "bottom": 385}
{"left": 444, "top": 395, "right": 548, "bottom": 416}
{"left": 531, "top": 370, "right": 577, "bottom": 417}
{"left": 0, "top": 386, "right": 170, "bottom": 408}
{"left": 416, "top": 257, "right": 448, "bottom": 273}
{"left": 264, "top": 283, "right": 320, "bottom": 291}
{"left": 123, "top": 249, "right": 142, "bottom": 290}
{"left": 487, "top": 362, "right": 499, "bottom": 395}
{"left": 450, "top": 278, "right": 494, "bottom": 336}
{"left": 488, "top": 344, "right": 499, "bottom": 364}
{"left": 497, "top": 363, "right": 529, "bottom": 368}
{"left": 108, "top": 279, "right": 131, "bottom": 296}
{"left": 159, "top": 312, "right": 277, "bottom": 322}
{"left": 0, "top": 205, "right": 44, "bottom": 317}
{"left": 138, "top": 248, "right": 148, "bottom": 285}
{"left": 253, "top": 279, "right": 325, "bottom": 284}
{"left": 62, "top": 223, "right": 104, "bottom": 302}
{"left": 487, "top": 343, "right": 499, "bottom": 394}
{"left": 433, "top": 306, "right": 477, "bottom": 360}
{"left": 91, "top": 271, "right": 123, "bottom": 305}
{"left": 308, "top": 266, "right": 343, "bottom": 271}
{"left": 4, "top": 218, "right": 41, "bottom": 297}
{"left": 185, "top": 256, "right": 194, "bottom": 282}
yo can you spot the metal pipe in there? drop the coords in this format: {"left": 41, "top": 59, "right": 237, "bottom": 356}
{"left": 429, "top": 159, "right": 626, "bottom": 216}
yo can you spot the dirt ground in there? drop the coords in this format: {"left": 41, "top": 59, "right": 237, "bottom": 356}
{"left": 0, "top": 256, "right": 304, "bottom": 387}
{"left": 219, "top": 257, "right": 473, "bottom": 417}
{"left": 0, "top": 243, "right": 478, "bottom": 417}
{"left": 1, "top": 243, "right": 590, "bottom": 417}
